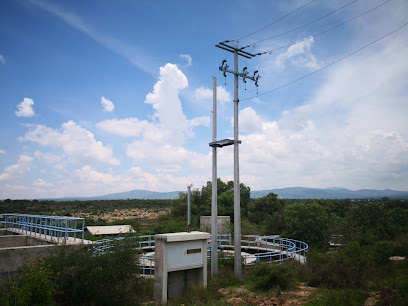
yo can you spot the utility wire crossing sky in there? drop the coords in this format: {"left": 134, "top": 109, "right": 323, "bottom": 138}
{"left": 0, "top": 0, "right": 407, "bottom": 199}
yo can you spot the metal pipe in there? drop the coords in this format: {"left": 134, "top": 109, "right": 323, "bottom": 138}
{"left": 211, "top": 76, "right": 218, "bottom": 276}
{"left": 187, "top": 183, "right": 193, "bottom": 232}
{"left": 233, "top": 45, "right": 242, "bottom": 278}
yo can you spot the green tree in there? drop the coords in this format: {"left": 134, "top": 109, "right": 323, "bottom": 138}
{"left": 249, "top": 193, "right": 284, "bottom": 234}
{"left": 168, "top": 178, "right": 250, "bottom": 222}
{"left": 283, "top": 202, "right": 331, "bottom": 249}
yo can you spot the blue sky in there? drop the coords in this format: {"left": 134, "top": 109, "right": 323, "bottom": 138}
{"left": 0, "top": 0, "right": 407, "bottom": 199}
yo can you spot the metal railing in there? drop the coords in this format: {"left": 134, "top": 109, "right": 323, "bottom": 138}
{"left": 0, "top": 213, "right": 85, "bottom": 243}
{"left": 239, "top": 235, "right": 308, "bottom": 265}
{"left": 90, "top": 234, "right": 156, "bottom": 255}
{"left": 89, "top": 233, "right": 308, "bottom": 276}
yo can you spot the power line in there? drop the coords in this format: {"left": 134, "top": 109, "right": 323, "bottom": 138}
{"left": 241, "top": 0, "right": 359, "bottom": 50}
{"left": 227, "top": 0, "right": 317, "bottom": 43}
{"left": 255, "top": 0, "right": 393, "bottom": 56}
{"left": 240, "top": 21, "right": 408, "bottom": 101}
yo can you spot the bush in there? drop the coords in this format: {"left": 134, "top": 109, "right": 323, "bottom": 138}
{"left": 283, "top": 202, "right": 331, "bottom": 249}
{"left": 43, "top": 239, "right": 149, "bottom": 305}
{"left": 248, "top": 263, "right": 296, "bottom": 291}
{"left": 304, "top": 288, "right": 367, "bottom": 306}
{"left": 1, "top": 260, "right": 57, "bottom": 306}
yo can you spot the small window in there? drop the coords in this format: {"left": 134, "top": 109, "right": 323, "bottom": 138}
{"left": 186, "top": 248, "right": 201, "bottom": 254}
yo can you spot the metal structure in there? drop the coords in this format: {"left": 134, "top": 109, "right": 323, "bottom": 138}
{"left": 215, "top": 42, "right": 260, "bottom": 278}
{"left": 187, "top": 183, "right": 193, "bottom": 232}
{"left": 90, "top": 234, "right": 155, "bottom": 255}
{"left": 210, "top": 76, "right": 218, "bottom": 277}
{"left": 0, "top": 213, "right": 84, "bottom": 243}
{"left": 90, "top": 233, "right": 308, "bottom": 277}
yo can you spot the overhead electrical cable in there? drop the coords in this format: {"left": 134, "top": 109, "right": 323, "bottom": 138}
{"left": 227, "top": 0, "right": 317, "bottom": 43}
{"left": 254, "top": 0, "right": 393, "bottom": 56}
{"left": 241, "top": 0, "right": 359, "bottom": 50}
{"left": 240, "top": 21, "right": 408, "bottom": 101}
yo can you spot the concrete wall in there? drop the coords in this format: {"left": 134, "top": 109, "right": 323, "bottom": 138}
{"left": 200, "top": 216, "right": 231, "bottom": 234}
{"left": 0, "top": 229, "right": 17, "bottom": 236}
{"left": 0, "top": 235, "right": 51, "bottom": 248}
{"left": 0, "top": 229, "right": 56, "bottom": 281}
{"left": 0, "top": 245, "right": 56, "bottom": 280}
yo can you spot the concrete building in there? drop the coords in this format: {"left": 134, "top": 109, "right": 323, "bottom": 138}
{"left": 85, "top": 225, "right": 135, "bottom": 236}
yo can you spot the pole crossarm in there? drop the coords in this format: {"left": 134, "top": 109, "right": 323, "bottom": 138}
{"left": 217, "top": 42, "right": 260, "bottom": 89}
{"left": 215, "top": 42, "right": 256, "bottom": 58}
{"left": 209, "top": 139, "right": 241, "bottom": 148}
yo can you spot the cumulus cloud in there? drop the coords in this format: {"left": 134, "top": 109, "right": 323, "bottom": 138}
{"left": 0, "top": 155, "right": 34, "bottom": 181}
{"left": 239, "top": 107, "right": 264, "bottom": 134}
{"left": 236, "top": 30, "right": 408, "bottom": 191}
{"left": 101, "top": 96, "right": 114, "bottom": 112}
{"left": 20, "top": 120, "right": 119, "bottom": 165}
{"left": 74, "top": 165, "right": 121, "bottom": 184}
{"left": 145, "top": 63, "right": 189, "bottom": 142}
{"left": 0, "top": 54, "right": 5, "bottom": 64}
{"left": 96, "top": 64, "right": 211, "bottom": 175}
{"left": 180, "top": 54, "right": 192, "bottom": 67}
{"left": 0, "top": 149, "right": 5, "bottom": 154}
{"left": 33, "top": 179, "right": 53, "bottom": 187}
{"left": 34, "top": 151, "right": 63, "bottom": 164}
{"left": 124, "top": 64, "right": 210, "bottom": 165}
{"left": 276, "top": 36, "right": 319, "bottom": 70}
{"left": 193, "top": 86, "right": 231, "bottom": 103}
{"left": 189, "top": 116, "right": 210, "bottom": 128}
{"left": 15, "top": 98, "right": 35, "bottom": 117}
{"left": 96, "top": 117, "right": 152, "bottom": 137}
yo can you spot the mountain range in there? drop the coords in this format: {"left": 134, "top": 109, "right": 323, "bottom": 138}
{"left": 48, "top": 187, "right": 408, "bottom": 201}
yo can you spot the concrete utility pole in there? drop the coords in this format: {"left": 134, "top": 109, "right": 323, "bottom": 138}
{"left": 215, "top": 42, "right": 259, "bottom": 279}
{"left": 187, "top": 183, "right": 193, "bottom": 232}
{"left": 211, "top": 76, "right": 218, "bottom": 277}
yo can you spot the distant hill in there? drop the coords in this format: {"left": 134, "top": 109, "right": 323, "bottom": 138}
{"left": 93, "top": 189, "right": 182, "bottom": 200}
{"left": 250, "top": 187, "right": 408, "bottom": 199}
{"left": 45, "top": 190, "right": 182, "bottom": 201}
{"left": 37, "top": 187, "right": 408, "bottom": 201}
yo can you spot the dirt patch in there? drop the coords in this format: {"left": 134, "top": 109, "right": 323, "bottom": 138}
{"left": 219, "top": 283, "right": 317, "bottom": 305}
{"left": 72, "top": 208, "right": 169, "bottom": 225}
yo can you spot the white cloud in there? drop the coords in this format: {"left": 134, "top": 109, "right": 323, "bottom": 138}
{"left": 189, "top": 116, "right": 210, "bottom": 128}
{"left": 180, "top": 54, "right": 192, "bottom": 67}
{"left": 239, "top": 107, "right": 264, "bottom": 134}
{"left": 101, "top": 96, "right": 114, "bottom": 112}
{"left": 20, "top": 120, "right": 119, "bottom": 165}
{"left": 74, "top": 165, "right": 121, "bottom": 184}
{"left": 33, "top": 179, "right": 53, "bottom": 187}
{"left": 144, "top": 63, "right": 211, "bottom": 144}
{"left": 0, "top": 54, "right": 5, "bottom": 64}
{"left": 0, "top": 149, "right": 5, "bottom": 154}
{"left": 193, "top": 86, "right": 231, "bottom": 103}
{"left": 235, "top": 30, "right": 408, "bottom": 191}
{"left": 0, "top": 155, "right": 33, "bottom": 181}
{"left": 276, "top": 36, "right": 319, "bottom": 70}
{"left": 34, "top": 151, "right": 63, "bottom": 164}
{"left": 15, "top": 98, "right": 35, "bottom": 117}
{"left": 97, "top": 117, "right": 152, "bottom": 137}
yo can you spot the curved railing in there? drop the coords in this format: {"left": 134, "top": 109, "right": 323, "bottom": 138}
{"left": 89, "top": 234, "right": 308, "bottom": 275}
{"left": 238, "top": 235, "right": 308, "bottom": 265}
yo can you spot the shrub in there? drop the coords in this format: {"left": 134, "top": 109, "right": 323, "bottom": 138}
{"left": 304, "top": 288, "right": 367, "bottom": 306}
{"left": 1, "top": 260, "right": 57, "bottom": 306}
{"left": 44, "top": 239, "right": 148, "bottom": 305}
{"left": 248, "top": 263, "right": 296, "bottom": 291}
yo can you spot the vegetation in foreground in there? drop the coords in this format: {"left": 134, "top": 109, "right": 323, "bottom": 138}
{"left": 0, "top": 178, "right": 407, "bottom": 305}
